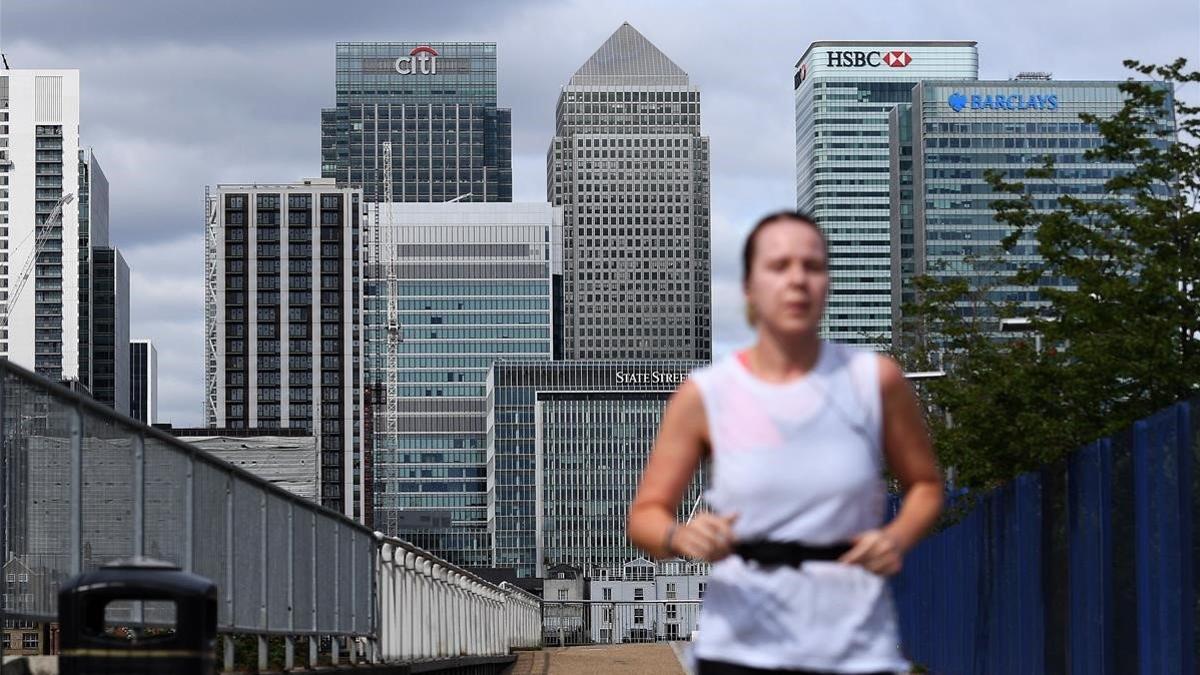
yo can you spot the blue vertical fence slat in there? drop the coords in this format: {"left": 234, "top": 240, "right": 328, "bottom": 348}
{"left": 894, "top": 398, "right": 1195, "bottom": 674}
{"left": 1174, "top": 402, "right": 1195, "bottom": 675}
{"left": 1068, "top": 439, "right": 1114, "bottom": 675}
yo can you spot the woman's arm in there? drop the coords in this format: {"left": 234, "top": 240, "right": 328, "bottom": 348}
{"left": 629, "top": 380, "right": 735, "bottom": 561}
{"left": 842, "top": 355, "right": 943, "bottom": 575}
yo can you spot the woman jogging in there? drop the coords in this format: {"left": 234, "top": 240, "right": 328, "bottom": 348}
{"left": 629, "top": 211, "right": 943, "bottom": 674}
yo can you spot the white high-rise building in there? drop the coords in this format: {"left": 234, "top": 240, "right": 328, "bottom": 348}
{"left": 0, "top": 70, "right": 86, "bottom": 381}
{"left": 794, "top": 42, "right": 978, "bottom": 348}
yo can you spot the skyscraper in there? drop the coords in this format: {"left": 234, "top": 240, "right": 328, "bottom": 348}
{"left": 204, "top": 179, "right": 364, "bottom": 519}
{"left": 0, "top": 70, "right": 84, "bottom": 381}
{"left": 363, "top": 202, "right": 559, "bottom": 565}
{"left": 548, "top": 23, "right": 711, "bottom": 361}
{"left": 130, "top": 339, "right": 157, "bottom": 424}
{"left": 890, "top": 77, "right": 1166, "bottom": 339}
{"left": 77, "top": 147, "right": 110, "bottom": 394}
{"left": 322, "top": 42, "right": 512, "bottom": 203}
{"left": 794, "top": 41, "right": 977, "bottom": 348}
{"left": 90, "top": 246, "right": 129, "bottom": 415}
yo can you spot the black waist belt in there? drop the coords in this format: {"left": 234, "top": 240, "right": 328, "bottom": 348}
{"left": 734, "top": 540, "right": 852, "bottom": 567}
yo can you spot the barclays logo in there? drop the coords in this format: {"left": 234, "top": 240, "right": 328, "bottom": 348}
{"left": 948, "top": 92, "right": 1059, "bottom": 112}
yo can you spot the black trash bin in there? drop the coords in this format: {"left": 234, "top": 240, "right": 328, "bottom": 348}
{"left": 58, "top": 557, "right": 218, "bottom": 675}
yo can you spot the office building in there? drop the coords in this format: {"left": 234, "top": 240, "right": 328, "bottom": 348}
{"left": 794, "top": 41, "right": 977, "bottom": 347}
{"left": 322, "top": 42, "right": 511, "bottom": 203}
{"left": 548, "top": 23, "right": 711, "bottom": 360}
{"left": 364, "top": 202, "right": 559, "bottom": 565}
{"left": 890, "top": 78, "right": 1162, "bottom": 338}
{"left": 77, "top": 147, "right": 110, "bottom": 394}
{"left": 487, "top": 359, "right": 705, "bottom": 578}
{"left": 129, "top": 339, "right": 158, "bottom": 424}
{"left": 0, "top": 70, "right": 87, "bottom": 382}
{"left": 204, "top": 179, "right": 363, "bottom": 519}
{"left": 90, "top": 246, "right": 129, "bottom": 415}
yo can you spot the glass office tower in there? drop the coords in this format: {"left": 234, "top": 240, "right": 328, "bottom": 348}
{"left": 322, "top": 42, "right": 512, "bottom": 203}
{"left": 364, "top": 202, "right": 559, "bottom": 565}
{"left": 794, "top": 41, "right": 977, "bottom": 348}
{"left": 487, "top": 360, "right": 705, "bottom": 578}
{"left": 890, "top": 78, "right": 1169, "bottom": 339}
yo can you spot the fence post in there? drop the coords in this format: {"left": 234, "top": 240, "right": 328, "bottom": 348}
{"left": 184, "top": 455, "right": 194, "bottom": 572}
{"left": 69, "top": 405, "right": 82, "bottom": 576}
{"left": 260, "top": 488, "right": 268, "bottom": 634}
{"left": 133, "top": 432, "right": 145, "bottom": 625}
{"left": 224, "top": 471, "right": 234, "bottom": 626}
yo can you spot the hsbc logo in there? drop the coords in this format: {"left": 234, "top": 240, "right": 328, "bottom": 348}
{"left": 394, "top": 45, "right": 439, "bottom": 75}
{"left": 825, "top": 50, "right": 913, "bottom": 68}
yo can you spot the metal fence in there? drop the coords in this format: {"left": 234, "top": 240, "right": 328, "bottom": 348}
{"left": 0, "top": 358, "right": 376, "bottom": 639}
{"left": 376, "top": 536, "right": 541, "bottom": 661}
{"left": 541, "top": 601, "right": 703, "bottom": 647}
{"left": 0, "top": 357, "right": 546, "bottom": 666}
{"left": 892, "top": 397, "right": 1198, "bottom": 674}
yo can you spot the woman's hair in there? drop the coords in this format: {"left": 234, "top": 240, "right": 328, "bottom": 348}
{"left": 740, "top": 210, "right": 825, "bottom": 286}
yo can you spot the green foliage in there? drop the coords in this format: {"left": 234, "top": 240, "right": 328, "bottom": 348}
{"left": 897, "top": 58, "right": 1200, "bottom": 490}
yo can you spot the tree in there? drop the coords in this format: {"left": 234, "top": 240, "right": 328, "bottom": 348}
{"left": 898, "top": 58, "right": 1200, "bottom": 490}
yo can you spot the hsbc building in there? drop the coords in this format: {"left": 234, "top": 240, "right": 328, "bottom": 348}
{"left": 793, "top": 41, "right": 977, "bottom": 348}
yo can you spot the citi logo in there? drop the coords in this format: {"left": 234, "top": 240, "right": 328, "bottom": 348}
{"left": 394, "top": 45, "right": 439, "bottom": 75}
{"left": 825, "top": 50, "right": 913, "bottom": 68}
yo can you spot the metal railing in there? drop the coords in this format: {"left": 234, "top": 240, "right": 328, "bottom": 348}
{"left": 541, "top": 601, "right": 703, "bottom": 647}
{"left": 376, "top": 536, "right": 541, "bottom": 661}
{"left": 0, "top": 358, "right": 544, "bottom": 667}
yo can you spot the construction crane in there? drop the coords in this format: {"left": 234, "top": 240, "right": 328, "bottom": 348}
{"left": 1, "top": 193, "right": 75, "bottom": 331}
{"left": 380, "top": 143, "right": 400, "bottom": 430}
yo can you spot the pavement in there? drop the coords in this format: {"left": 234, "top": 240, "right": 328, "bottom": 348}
{"left": 508, "top": 643, "right": 689, "bottom": 675}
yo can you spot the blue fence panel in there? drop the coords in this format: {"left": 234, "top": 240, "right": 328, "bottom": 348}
{"left": 894, "top": 398, "right": 1196, "bottom": 674}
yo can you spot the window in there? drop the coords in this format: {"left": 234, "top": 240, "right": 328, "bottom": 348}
{"left": 633, "top": 608, "right": 644, "bottom": 625}
{"left": 666, "top": 604, "right": 678, "bottom": 620}
{"left": 602, "top": 587, "right": 612, "bottom": 601}
{"left": 698, "top": 583, "right": 706, "bottom": 599}
{"left": 666, "top": 582, "right": 676, "bottom": 600}
{"left": 557, "top": 589, "right": 568, "bottom": 601}
{"left": 602, "top": 607, "right": 613, "bottom": 623}
{"left": 22, "top": 633, "right": 37, "bottom": 649}
{"left": 633, "top": 588, "right": 644, "bottom": 601}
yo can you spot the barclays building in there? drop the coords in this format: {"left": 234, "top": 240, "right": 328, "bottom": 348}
{"left": 889, "top": 77, "right": 1171, "bottom": 338}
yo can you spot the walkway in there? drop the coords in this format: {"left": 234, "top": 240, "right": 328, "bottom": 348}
{"left": 508, "top": 643, "right": 689, "bottom": 675}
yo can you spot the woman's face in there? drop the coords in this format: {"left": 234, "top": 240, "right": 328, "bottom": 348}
{"left": 744, "top": 219, "right": 829, "bottom": 337}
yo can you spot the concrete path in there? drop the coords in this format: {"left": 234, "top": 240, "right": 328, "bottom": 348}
{"left": 508, "top": 643, "right": 687, "bottom": 675}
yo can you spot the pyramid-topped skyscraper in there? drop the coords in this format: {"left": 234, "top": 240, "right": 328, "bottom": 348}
{"left": 548, "top": 23, "right": 711, "bottom": 361}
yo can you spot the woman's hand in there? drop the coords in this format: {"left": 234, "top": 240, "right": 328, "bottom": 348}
{"left": 839, "top": 528, "right": 903, "bottom": 576}
{"left": 669, "top": 513, "right": 739, "bottom": 562}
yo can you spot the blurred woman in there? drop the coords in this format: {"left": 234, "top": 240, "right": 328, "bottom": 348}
{"left": 628, "top": 211, "right": 942, "bottom": 674}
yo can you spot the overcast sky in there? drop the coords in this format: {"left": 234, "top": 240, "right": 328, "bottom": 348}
{"left": 2, "top": 0, "right": 1195, "bottom": 425}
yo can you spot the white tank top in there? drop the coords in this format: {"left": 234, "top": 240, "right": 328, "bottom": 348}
{"left": 689, "top": 342, "right": 908, "bottom": 673}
